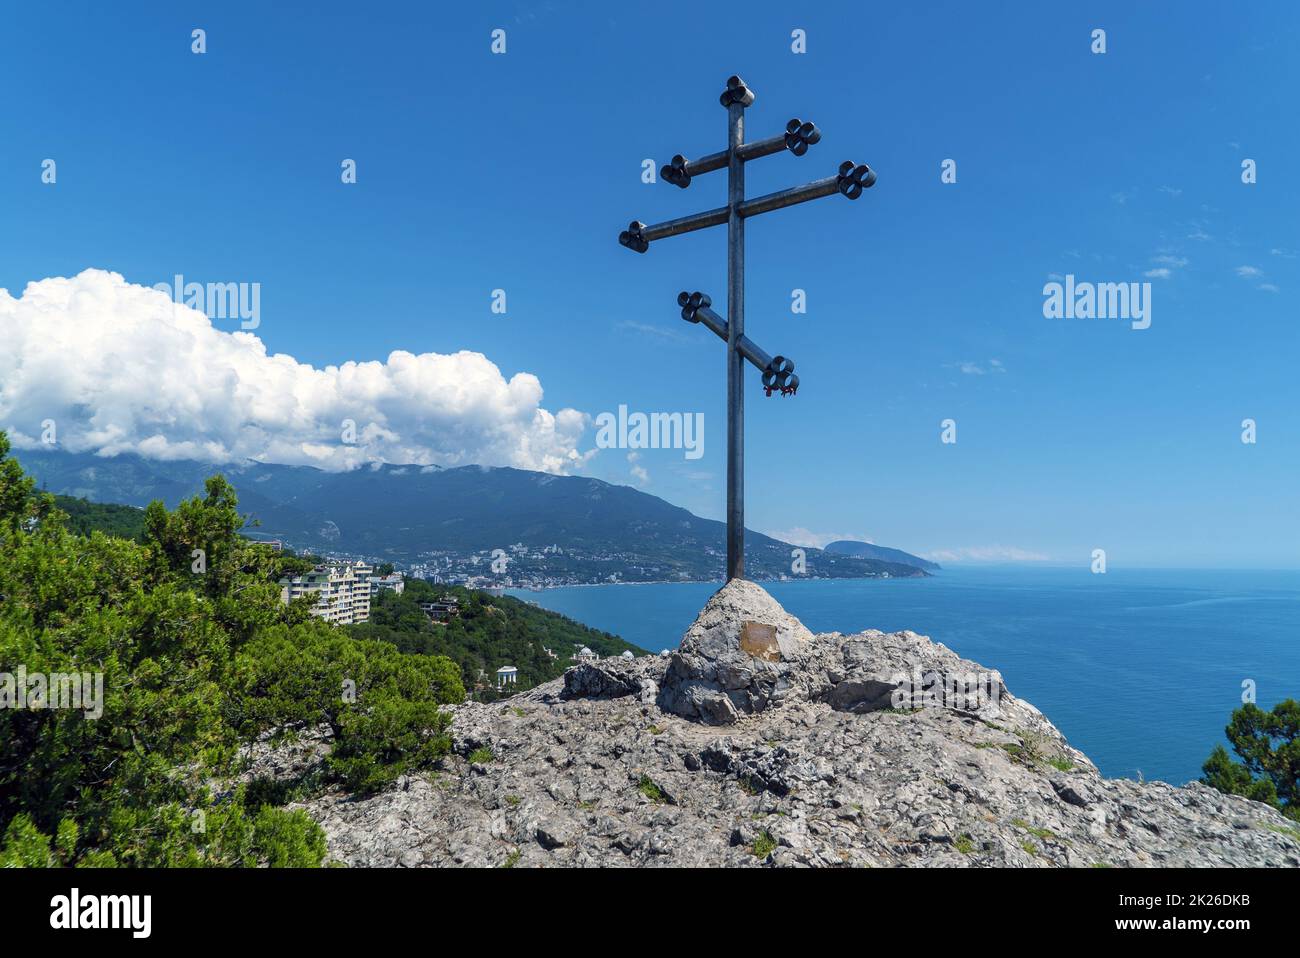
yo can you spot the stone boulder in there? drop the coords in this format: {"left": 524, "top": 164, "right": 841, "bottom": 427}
{"left": 657, "top": 580, "right": 1035, "bottom": 732}
{"left": 658, "top": 579, "right": 814, "bottom": 724}
{"left": 560, "top": 655, "right": 662, "bottom": 705}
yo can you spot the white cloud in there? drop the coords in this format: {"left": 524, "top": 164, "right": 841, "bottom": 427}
{"left": 1235, "top": 265, "right": 1263, "bottom": 277}
{"left": 765, "top": 527, "right": 869, "bottom": 549}
{"left": 627, "top": 451, "right": 649, "bottom": 485}
{"left": 0, "top": 269, "right": 589, "bottom": 473}
{"left": 924, "top": 545, "right": 1050, "bottom": 563}
{"left": 952, "top": 359, "right": 1006, "bottom": 376}
{"left": 1145, "top": 254, "right": 1186, "bottom": 280}
{"left": 1258, "top": 283, "right": 1280, "bottom": 293}
{"left": 616, "top": 319, "right": 690, "bottom": 343}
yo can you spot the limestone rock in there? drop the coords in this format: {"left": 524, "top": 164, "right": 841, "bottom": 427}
{"left": 658, "top": 579, "right": 814, "bottom": 724}
{"left": 560, "top": 656, "right": 660, "bottom": 701}
{"left": 288, "top": 581, "right": 1300, "bottom": 869}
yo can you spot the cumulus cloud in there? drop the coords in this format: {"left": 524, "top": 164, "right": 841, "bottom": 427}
{"left": 0, "top": 269, "right": 588, "bottom": 473}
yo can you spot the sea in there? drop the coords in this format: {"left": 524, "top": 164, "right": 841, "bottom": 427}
{"left": 509, "top": 565, "right": 1300, "bottom": 786}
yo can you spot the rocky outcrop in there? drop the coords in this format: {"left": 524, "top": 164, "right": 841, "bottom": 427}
{"left": 294, "top": 582, "right": 1300, "bottom": 868}
{"left": 657, "top": 580, "right": 812, "bottom": 723}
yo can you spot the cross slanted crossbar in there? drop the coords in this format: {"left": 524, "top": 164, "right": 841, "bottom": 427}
{"left": 618, "top": 74, "right": 875, "bottom": 582}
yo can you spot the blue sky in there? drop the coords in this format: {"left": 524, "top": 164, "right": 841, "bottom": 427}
{"left": 1, "top": 1, "right": 1297, "bottom": 567}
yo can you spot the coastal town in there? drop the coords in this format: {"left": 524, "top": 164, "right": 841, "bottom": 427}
{"left": 262, "top": 538, "right": 872, "bottom": 591}
{"left": 266, "top": 539, "right": 704, "bottom": 592}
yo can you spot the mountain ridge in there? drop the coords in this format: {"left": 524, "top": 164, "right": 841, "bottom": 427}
{"left": 824, "top": 539, "right": 940, "bottom": 572}
{"left": 15, "top": 450, "right": 929, "bottom": 584}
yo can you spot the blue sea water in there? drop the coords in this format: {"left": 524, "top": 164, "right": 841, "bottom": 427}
{"left": 509, "top": 566, "right": 1300, "bottom": 785}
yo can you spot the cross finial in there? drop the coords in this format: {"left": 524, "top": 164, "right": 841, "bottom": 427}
{"left": 719, "top": 75, "right": 755, "bottom": 108}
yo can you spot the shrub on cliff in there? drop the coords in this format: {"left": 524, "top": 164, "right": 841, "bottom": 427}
{"left": 1201, "top": 699, "right": 1300, "bottom": 821}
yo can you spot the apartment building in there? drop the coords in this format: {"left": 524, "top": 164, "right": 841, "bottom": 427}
{"left": 370, "top": 572, "right": 404, "bottom": 596}
{"left": 279, "top": 560, "right": 373, "bottom": 625}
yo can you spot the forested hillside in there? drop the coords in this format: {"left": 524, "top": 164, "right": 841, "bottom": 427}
{"left": 50, "top": 493, "right": 146, "bottom": 540}
{"left": 350, "top": 579, "right": 642, "bottom": 698}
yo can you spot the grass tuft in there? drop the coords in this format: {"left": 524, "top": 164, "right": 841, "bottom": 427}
{"left": 1012, "top": 818, "right": 1057, "bottom": 842}
{"left": 636, "top": 774, "right": 666, "bottom": 804}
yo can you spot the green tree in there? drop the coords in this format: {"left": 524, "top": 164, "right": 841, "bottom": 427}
{"left": 1202, "top": 699, "right": 1300, "bottom": 821}
{"left": 0, "top": 434, "right": 466, "bottom": 866}
{"left": 350, "top": 580, "right": 640, "bottom": 697}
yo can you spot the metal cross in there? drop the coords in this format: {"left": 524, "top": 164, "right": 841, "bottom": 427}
{"left": 618, "top": 74, "right": 875, "bottom": 582}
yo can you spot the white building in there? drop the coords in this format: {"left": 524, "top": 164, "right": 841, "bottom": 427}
{"left": 576, "top": 647, "right": 598, "bottom": 665}
{"left": 279, "top": 560, "right": 373, "bottom": 625}
{"left": 370, "top": 572, "right": 404, "bottom": 596}
{"left": 496, "top": 665, "right": 518, "bottom": 688}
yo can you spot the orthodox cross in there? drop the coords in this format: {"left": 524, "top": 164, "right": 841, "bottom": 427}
{"left": 618, "top": 74, "right": 875, "bottom": 581}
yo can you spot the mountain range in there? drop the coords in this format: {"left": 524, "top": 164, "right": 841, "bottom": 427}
{"left": 824, "top": 539, "right": 941, "bottom": 572}
{"left": 15, "top": 449, "right": 935, "bottom": 583}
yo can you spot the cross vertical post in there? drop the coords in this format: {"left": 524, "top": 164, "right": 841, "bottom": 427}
{"left": 726, "top": 97, "right": 745, "bottom": 581}
{"left": 618, "top": 75, "right": 876, "bottom": 582}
